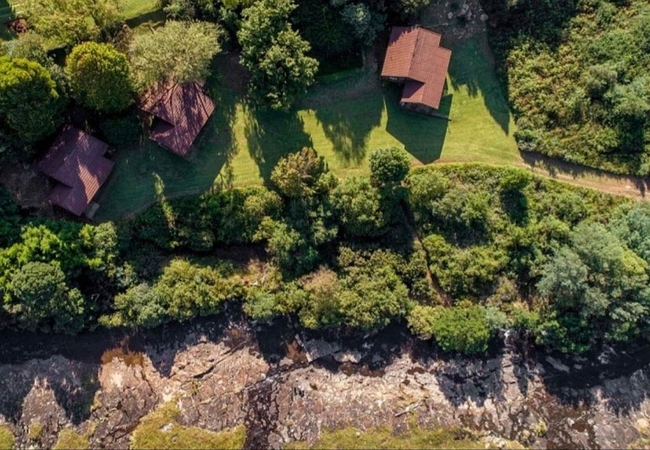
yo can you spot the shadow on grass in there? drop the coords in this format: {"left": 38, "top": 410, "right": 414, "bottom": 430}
{"left": 244, "top": 107, "right": 313, "bottom": 184}
{"left": 385, "top": 84, "right": 451, "bottom": 164}
{"left": 124, "top": 9, "right": 166, "bottom": 30}
{"left": 447, "top": 34, "right": 512, "bottom": 136}
{"left": 312, "top": 85, "right": 384, "bottom": 166}
{"left": 95, "top": 76, "right": 238, "bottom": 221}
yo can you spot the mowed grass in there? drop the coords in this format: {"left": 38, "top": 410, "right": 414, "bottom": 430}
{"left": 118, "top": 0, "right": 161, "bottom": 20}
{"left": 95, "top": 33, "right": 519, "bottom": 220}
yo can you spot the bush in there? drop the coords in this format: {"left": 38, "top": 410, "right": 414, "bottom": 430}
{"left": 369, "top": 147, "right": 411, "bottom": 189}
{"left": 408, "top": 303, "right": 493, "bottom": 354}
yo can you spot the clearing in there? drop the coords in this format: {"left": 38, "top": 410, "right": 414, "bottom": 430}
{"left": 95, "top": 31, "right": 519, "bottom": 220}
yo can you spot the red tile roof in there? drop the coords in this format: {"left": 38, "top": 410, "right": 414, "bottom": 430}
{"left": 38, "top": 126, "right": 114, "bottom": 216}
{"left": 139, "top": 83, "right": 216, "bottom": 157}
{"left": 381, "top": 26, "right": 452, "bottom": 110}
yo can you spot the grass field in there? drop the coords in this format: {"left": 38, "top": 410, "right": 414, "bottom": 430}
{"left": 95, "top": 33, "right": 520, "bottom": 220}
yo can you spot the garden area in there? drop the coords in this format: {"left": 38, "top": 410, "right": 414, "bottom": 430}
{"left": 95, "top": 32, "right": 520, "bottom": 220}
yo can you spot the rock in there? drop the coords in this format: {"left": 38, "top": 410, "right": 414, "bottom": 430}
{"left": 333, "top": 350, "right": 364, "bottom": 364}
{"left": 480, "top": 13, "right": 489, "bottom": 22}
{"left": 546, "top": 356, "right": 571, "bottom": 373}
{"left": 302, "top": 339, "right": 341, "bottom": 363}
{"left": 448, "top": 12, "right": 454, "bottom": 19}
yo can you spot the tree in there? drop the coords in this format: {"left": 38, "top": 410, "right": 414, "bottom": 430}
{"left": 129, "top": 21, "right": 223, "bottom": 88}
{"left": 0, "top": 57, "right": 63, "bottom": 144}
{"left": 369, "top": 147, "right": 411, "bottom": 189}
{"left": 67, "top": 42, "right": 133, "bottom": 114}
{"left": 390, "top": 0, "right": 432, "bottom": 15}
{"left": 22, "top": 0, "right": 120, "bottom": 47}
{"left": 408, "top": 304, "right": 493, "bottom": 354}
{"left": 340, "top": 3, "right": 384, "bottom": 46}
{"left": 238, "top": 0, "right": 318, "bottom": 110}
{"left": 270, "top": 148, "right": 333, "bottom": 198}
{"left": 5, "top": 262, "right": 86, "bottom": 333}
{"left": 1, "top": 32, "right": 51, "bottom": 67}
{"left": 332, "top": 177, "right": 387, "bottom": 238}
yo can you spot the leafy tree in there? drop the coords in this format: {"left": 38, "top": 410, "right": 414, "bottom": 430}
{"left": 408, "top": 303, "right": 493, "bottom": 354}
{"left": 0, "top": 57, "right": 63, "bottom": 144}
{"left": 369, "top": 147, "right": 411, "bottom": 189}
{"left": 615, "top": 203, "right": 650, "bottom": 264}
{"left": 129, "top": 21, "right": 223, "bottom": 88}
{"left": 4, "top": 262, "right": 86, "bottom": 333}
{"left": 22, "top": 0, "right": 120, "bottom": 46}
{"left": 332, "top": 177, "right": 388, "bottom": 238}
{"left": 255, "top": 218, "right": 319, "bottom": 277}
{"left": 270, "top": 148, "right": 334, "bottom": 198}
{"left": 390, "top": 0, "right": 432, "bottom": 15}
{"left": 67, "top": 42, "right": 133, "bottom": 114}
{"left": 1, "top": 32, "right": 51, "bottom": 67}
{"left": 340, "top": 3, "right": 384, "bottom": 46}
{"left": 238, "top": 0, "right": 318, "bottom": 110}
{"left": 537, "top": 222, "right": 650, "bottom": 351}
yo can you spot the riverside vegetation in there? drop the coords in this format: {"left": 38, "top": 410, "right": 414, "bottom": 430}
{"left": 1, "top": 148, "right": 649, "bottom": 355}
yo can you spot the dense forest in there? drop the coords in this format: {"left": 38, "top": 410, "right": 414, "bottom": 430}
{"left": 1, "top": 148, "right": 649, "bottom": 355}
{"left": 485, "top": 0, "right": 650, "bottom": 175}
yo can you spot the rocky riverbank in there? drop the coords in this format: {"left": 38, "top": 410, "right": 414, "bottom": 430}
{"left": 0, "top": 312, "right": 649, "bottom": 449}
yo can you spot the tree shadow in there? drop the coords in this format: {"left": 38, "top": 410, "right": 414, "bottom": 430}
{"left": 244, "top": 107, "right": 313, "bottom": 184}
{"left": 384, "top": 84, "right": 451, "bottom": 164}
{"left": 312, "top": 89, "right": 384, "bottom": 166}
{"left": 447, "top": 34, "right": 512, "bottom": 136}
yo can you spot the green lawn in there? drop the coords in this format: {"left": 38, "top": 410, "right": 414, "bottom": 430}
{"left": 95, "top": 33, "right": 520, "bottom": 221}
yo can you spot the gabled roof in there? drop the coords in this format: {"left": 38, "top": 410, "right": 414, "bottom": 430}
{"left": 38, "top": 126, "right": 114, "bottom": 216}
{"left": 381, "top": 26, "right": 452, "bottom": 110}
{"left": 139, "top": 82, "right": 216, "bottom": 157}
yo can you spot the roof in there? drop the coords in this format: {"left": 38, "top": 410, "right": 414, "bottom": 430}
{"left": 381, "top": 26, "right": 452, "bottom": 110}
{"left": 38, "top": 126, "right": 114, "bottom": 216}
{"left": 139, "top": 83, "right": 216, "bottom": 157}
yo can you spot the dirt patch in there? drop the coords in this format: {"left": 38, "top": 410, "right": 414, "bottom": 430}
{"left": 0, "top": 161, "right": 52, "bottom": 211}
{"left": 5, "top": 18, "right": 27, "bottom": 35}
{"left": 420, "top": 0, "right": 489, "bottom": 43}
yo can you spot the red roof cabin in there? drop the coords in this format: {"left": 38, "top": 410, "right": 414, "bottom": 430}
{"left": 381, "top": 26, "right": 452, "bottom": 114}
{"left": 38, "top": 126, "right": 114, "bottom": 216}
{"left": 139, "top": 82, "right": 216, "bottom": 157}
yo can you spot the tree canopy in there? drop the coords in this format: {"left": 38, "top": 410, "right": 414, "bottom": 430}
{"left": 22, "top": 0, "right": 120, "bottom": 47}
{"left": 238, "top": 0, "right": 318, "bottom": 110}
{"left": 129, "top": 21, "right": 223, "bottom": 89}
{"left": 0, "top": 57, "right": 63, "bottom": 144}
{"left": 67, "top": 42, "right": 133, "bottom": 114}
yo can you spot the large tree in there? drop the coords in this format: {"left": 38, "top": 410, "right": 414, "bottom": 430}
{"left": 238, "top": 0, "right": 318, "bottom": 110}
{"left": 67, "top": 42, "right": 133, "bottom": 114}
{"left": 129, "top": 21, "right": 223, "bottom": 89}
{"left": 22, "top": 0, "right": 120, "bottom": 47}
{"left": 4, "top": 262, "right": 86, "bottom": 333}
{"left": 0, "top": 57, "right": 63, "bottom": 144}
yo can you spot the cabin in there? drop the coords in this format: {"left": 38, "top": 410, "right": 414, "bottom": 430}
{"left": 139, "top": 82, "right": 216, "bottom": 157}
{"left": 381, "top": 26, "right": 452, "bottom": 115}
{"left": 38, "top": 126, "right": 114, "bottom": 217}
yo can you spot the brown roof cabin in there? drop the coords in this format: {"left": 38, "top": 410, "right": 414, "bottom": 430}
{"left": 38, "top": 126, "right": 114, "bottom": 216}
{"left": 139, "top": 82, "right": 216, "bottom": 157}
{"left": 381, "top": 26, "right": 452, "bottom": 115}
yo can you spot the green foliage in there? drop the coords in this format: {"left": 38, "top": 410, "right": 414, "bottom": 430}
{"left": 129, "top": 21, "right": 223, "bottom": 88}
{"left": 4, "top": 262, "right": 87, "bottom": 333}
{"left": 408, "top": 303, "right": 494, "bottom": 354}
{"left": 0, "top": 57, "right": 63, "bottom": 144}
{"left": 537, "top": 222, "right": 650, "bottom": 351}
{"left": 340, "top": 3, "right": 384, "bottom": 46}
{"left": 331, "top": 177, "right": 388, "bottom": 238}
{"left": 0, "top": 189, "right": 21, "bottom": 248}
{"left": 22, "top": 0, "right": 120, "bottom": 47}
{"left": 0, "top": 425, "right": 14, "bottom": 450}
{"left": 66, "top": 42, "right": 133, "bottom": 114}
{"left": 271, "top": 148, "right": 334, "bottom": 198}
{"left": 131, "top": 402, "right": 246, "bottom": 450}
{"left": 494, "top": 0, "right": 650, "bottom": 174}
{"left": 369, "top": 147, "right": 411, "bottom": 189}
{"left": 1, "top": 32, "right": 51, "bottom": 67}
{"left": 238, "top": 0, "right": 318, "bottom": 110}
{"left": 108, "top": 259, "right": 243, "bottom": 328}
